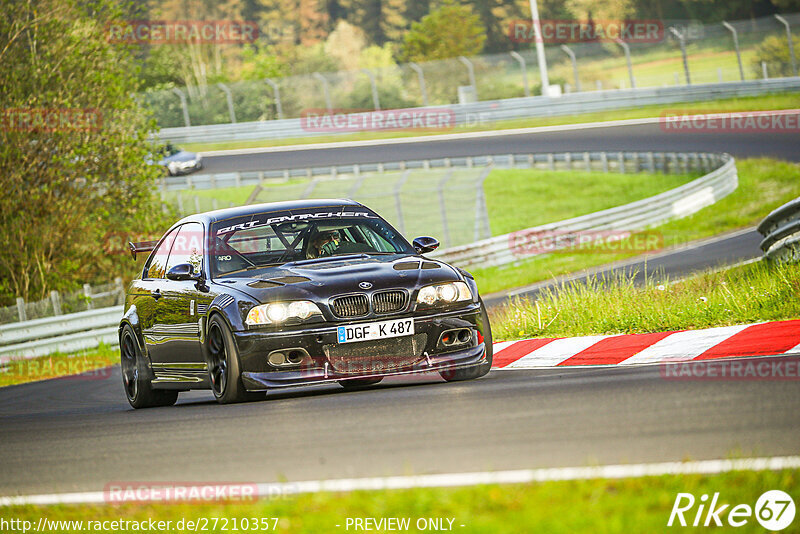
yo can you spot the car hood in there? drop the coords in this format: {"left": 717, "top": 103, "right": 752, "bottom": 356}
{"left": 216, "top": 254, "right": 462, "bottom": 304}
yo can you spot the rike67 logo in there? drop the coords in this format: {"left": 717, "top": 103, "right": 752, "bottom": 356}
{"left": 668, "top": 490, "right": 795, "bottom": 530}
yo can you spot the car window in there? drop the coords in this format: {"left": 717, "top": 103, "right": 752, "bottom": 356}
{"left": 165, "top": 223, "right": 204, "bottom": 275}
{"left": 145, "top": 227, "right": 179, "bottom": 279}
{"left": 211, "top": 211, "right": 413, "bottom": 278}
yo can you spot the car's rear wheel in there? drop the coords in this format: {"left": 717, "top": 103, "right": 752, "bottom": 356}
{"left": 120, "top": 324, "right": 179, "bottom": 409}
{"left": 439, "top": 300, "right": 493, "bottom": 382}
{"left": 207, "top": 316, "right": 263, "bottom": 404}
{"left": 339, "top": 377, "right": 383, "bottom": 389}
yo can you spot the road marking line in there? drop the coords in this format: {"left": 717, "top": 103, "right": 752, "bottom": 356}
{"left": 3, "top": 456, "right": 799, "bottom": 506}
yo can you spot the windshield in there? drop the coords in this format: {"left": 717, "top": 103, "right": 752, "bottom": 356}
{"left": 210, "top": 209, "right": 413, "bottom": 277}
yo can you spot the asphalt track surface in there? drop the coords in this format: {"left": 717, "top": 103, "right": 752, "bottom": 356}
{"left": 1, "top": 358, "right": 799, "bottom": 496}
{"left": 200, "top": 118, "right": 800, "bottom": 173}
{"left": 2, "top": 117, "right": 799, "bottom": 499}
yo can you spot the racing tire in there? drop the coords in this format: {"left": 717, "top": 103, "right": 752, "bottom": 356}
{"left": 339, "top": 377, "right": 383, "bottom": 389}
{"left": 439, "top": 300, "right": 493, "bottom": 382}
{"left": 120, "top": 324, "right": 179, "bottom": 409}
{"left": 207, "top": 315, "right": 263, "bottom": 404}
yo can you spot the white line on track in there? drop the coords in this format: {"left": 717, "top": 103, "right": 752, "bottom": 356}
{"left": 3, "top": 456, "right": 799, "bottom": 506}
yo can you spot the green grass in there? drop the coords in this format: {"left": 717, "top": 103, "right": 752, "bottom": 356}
{"left": 473, "top": 158, "right": 800, "bottom": 296}
{"left": 181, "top": 93, "right": 800, "bottom": 153}
{"left": 0, "top": 345, "right": 117, "bottom": 388}
{"left": 491, "top": 259, "right": 800, "bottom": 342}
{"left": 485, "top": 169, "right": 698, "bottom": 235}
{"left": 6, "top": 468, "right": 798, "bottom": 532}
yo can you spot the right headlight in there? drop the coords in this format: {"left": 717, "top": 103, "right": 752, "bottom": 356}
{"left": 416, "top": 282, "right": 472, "bottom": 307}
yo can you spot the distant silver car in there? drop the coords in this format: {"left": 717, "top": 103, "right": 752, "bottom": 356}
{"left": 158, "top": 143, "right": 203, "bottom": 176}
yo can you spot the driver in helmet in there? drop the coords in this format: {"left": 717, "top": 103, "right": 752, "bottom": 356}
{"left": 309, "top": 230, "right": 340, "bottom": 258}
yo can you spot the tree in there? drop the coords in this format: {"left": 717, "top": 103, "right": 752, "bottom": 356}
{"left": 325, "top": 20, "right": 368, "bottom": 71}
{"left": 344, "top": 0, "right": 407, "bottom": 45}
{"left": 0, "top": 0, "right": 168, "bottom": 303}
{"left": 751, "top": 34, "right": 800, "bottom": 78}
{"left": 399, "top": 1, "right": 486, "bottom": 62}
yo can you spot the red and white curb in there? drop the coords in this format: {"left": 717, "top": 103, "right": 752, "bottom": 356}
{"left": 491, "top": 320, "right": 800, "bottom": 369}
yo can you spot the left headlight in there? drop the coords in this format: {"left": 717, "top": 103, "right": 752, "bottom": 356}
{"left": 246, "top": 301, "right": 323, "bottom": 326}
{"left": 416, "top": 282, "right": 472, "bottom": 307}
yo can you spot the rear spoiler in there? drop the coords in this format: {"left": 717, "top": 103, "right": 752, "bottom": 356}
{"left": 128, "top": 240, "right": 159, "bottom": 260}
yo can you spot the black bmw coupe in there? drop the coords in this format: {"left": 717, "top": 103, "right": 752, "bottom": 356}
{"left": 120, "top": 199, "right": 492, "bottom": 408}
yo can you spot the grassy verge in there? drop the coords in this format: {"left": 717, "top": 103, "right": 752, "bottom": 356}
{"left": 474, "top": 158, "right": 800, "bottom": 296}
{"left": 491, "top": 259, "right": 800, "bottom": 342}
{"left": 5, "top": 468, "right": 797, "bottom": 532}
{"left": 182, "top": 93, "right": 800, "bottom": 153}
{"left": 0, "top": 345, "right": 117, "bottom": 388}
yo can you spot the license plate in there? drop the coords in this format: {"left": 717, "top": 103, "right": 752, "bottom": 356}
{"left": 337, "top": 318, "right": 414, "bottom": 344}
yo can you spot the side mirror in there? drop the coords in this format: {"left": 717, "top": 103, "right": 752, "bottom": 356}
{"left": 413, "top": 236, "right": 440, "bottom": 254}
{"left": 166, "top": 263, "right": 201, "bottom": 281}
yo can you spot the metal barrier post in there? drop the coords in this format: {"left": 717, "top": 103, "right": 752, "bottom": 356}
{"left": 614, "top": 39, "right": 635, "bottom": 89}
{"left": 216, "top": 83, "right": 237, "bottom": 123}
{"left": 669, "top": 27, "right": 691, "bottom": 85}
{"left": 171, "top": 87, "right": 191, "bottom": 127}
{"left": 312, "top": 73, "right": 333, "bottom": 114}
{"left": 361, "top": 69, "right": 381, "bottom": 110}
{"left": 474, "top": 167, "right": 492, "bottom": 241}
{"left": 393, "top": 170, "right": 410, "bottom": 234}
{"left": 722, "top": 22, "right": 745, "bottom": 81}
{"left": 560, "top": 45, "right": 581, "bottom": 91}
{"left": 16, "top": 297, "right": 26, "bottom": 322}
{"left": 775, "top": 15, "right": 797, "bottom": 77}
{"left": 84, "top": 284, "right": 93, "bottom": 310}
{"left": 265, "top": 78, "right": 283, "bottom": 119}
{"left": 458, "top": 56, "right": 478, "bottom": 100}
{"left": 437, "top": 170, "right": 454, "bottom": 247}
{"left": 510, "top": 51, "right": 530, "bottom": 97}
{"left": 50, "top": 290, "right": 62, "bottom": 316}
{"left": 408, "top": 62, "right": 429, "bottom": 106}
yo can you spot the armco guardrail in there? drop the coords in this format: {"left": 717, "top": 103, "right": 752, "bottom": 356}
{"left": 757, "top": 197, "right": 800, "bottom": 262}
{"left": 158, "top": 78, "right": 800, "bottom": 145}
{"left": 0, "top": 306, "right": 122, "bottom": 362}
{"left": 432, "top": 152, "right": 737, "bottom": 269}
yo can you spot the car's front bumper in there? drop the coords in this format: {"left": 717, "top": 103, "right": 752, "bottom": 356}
{"left": 233, "top": 305, "right": 488, "bottom": 390}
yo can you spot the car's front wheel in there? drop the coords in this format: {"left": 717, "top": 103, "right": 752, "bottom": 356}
{"left": 120, "top": 324, "right": 178, "bottom": 409}
{"left": 439, "top": 300, "right": 493, "bottom": 382}
{"left": 207, "top": 316, "right": 263, "bottom": 404}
